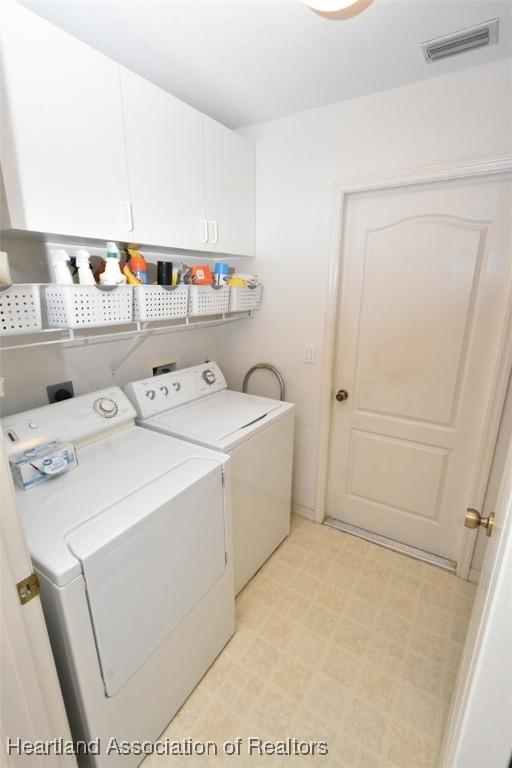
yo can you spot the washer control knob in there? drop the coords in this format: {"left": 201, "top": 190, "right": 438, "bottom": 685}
{"left": 202, "top": 369, "right": 216, "bottom": 386}
{"left": 160, "top": 386, "right": 169, "bottom": 396}
{"left": 94, "top": 398, "right": 118, "bottom": 418}
{"left": 146, "top": 389, "right": 156, "bottom": 400}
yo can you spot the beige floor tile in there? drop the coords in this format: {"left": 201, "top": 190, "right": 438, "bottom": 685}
{"left": 141, "top": 516, "right": 474, "bottom": 768}
{"left": 386, "top": 722, "right": 439, "bottom": 768}
{"left": 344, "top": 698, "right": 389, "bottom": 756}
{"left": 346, "top": 595, "right": 381, "bottom": 629}
{"left": 353, "top": 662, "right": 398, "bottom": 710}
{"left": 323, "top": 646, "right": 362, "bottom": 689}
{"left": 332, "top": 618, "right": 370, "bottom": 658}
{"left": 403, "top": 653, "right": 444, "bottom": 697}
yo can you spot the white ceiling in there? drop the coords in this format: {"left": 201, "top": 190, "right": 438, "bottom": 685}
{"left": 17, "top": 0, "right": 512, "bottom": 128}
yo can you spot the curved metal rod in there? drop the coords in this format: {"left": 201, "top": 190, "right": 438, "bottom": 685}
{"left": 242, "top": 363, "right": 285, "bottom": 401}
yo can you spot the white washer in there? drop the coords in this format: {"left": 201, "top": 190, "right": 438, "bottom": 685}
{"left": 2, "top": 388, "right": 234, "bottom": 767}
{"left": 125, "top": 362, "right": 295, "bottom": 594}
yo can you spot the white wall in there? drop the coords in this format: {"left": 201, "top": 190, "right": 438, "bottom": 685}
{"left": 219, "top": 58, "right": 512, "bottom": 519}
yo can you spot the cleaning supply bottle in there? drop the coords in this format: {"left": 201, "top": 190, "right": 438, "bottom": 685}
{"left": 75, "top": 249, "right": 96, "bottom": 285}
{"left": 127, "top": 245, "right": 148, "bottom": 284}
{"left": 50, "top": 249, "right": 74, "bottom": 284}
{"left": 122, "top": 264, "right": 141, "bottom": 285}
{"left": 100, "top": 242, "right": 126, "bottom": 286}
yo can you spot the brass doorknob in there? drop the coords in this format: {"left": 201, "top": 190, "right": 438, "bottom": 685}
{"left": 336, "top": 389, "right": 349, "bottom": 402}
{"left": 465, "top": 508, "right": 495, "bottom": 537}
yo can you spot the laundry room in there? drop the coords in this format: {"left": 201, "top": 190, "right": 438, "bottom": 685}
{"left": 1, "top": 1, "right": 512, "bottom": 767}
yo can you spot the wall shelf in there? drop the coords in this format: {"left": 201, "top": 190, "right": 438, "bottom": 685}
{"left": 0, "top": 311, "right": 254, "bottom": 352}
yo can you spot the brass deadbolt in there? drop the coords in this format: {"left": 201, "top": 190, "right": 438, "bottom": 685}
{"left": 465, "top": 508, "right": 495, "bottom": 537}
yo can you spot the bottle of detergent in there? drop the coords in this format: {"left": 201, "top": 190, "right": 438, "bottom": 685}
{"left": 50, "top": 249, "right": 74, "bottom": 284}
{"left": 100, "top": 242, "right": 126, "bottom": 286}
{"left": 75, "top": 249, "right": 96, "bottom": 285}
{"left": 127, "top": 245, "right": 148, "bottom": 284}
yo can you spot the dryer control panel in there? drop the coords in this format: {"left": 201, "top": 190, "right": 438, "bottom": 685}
{"left": 2, "top": 388, "right": 136, "bottom": 455}
{"left": 125, "top": 362, "right": 228, "bottom": 419}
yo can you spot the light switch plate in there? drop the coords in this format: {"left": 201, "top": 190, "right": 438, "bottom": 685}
{"left": 304, "top": 345, "right": 315, "bottom": 364}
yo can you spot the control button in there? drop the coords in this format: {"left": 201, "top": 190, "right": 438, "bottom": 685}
{"left": 28, "top": 422, "right": 38, "bottom": 429}
{"left": 145, "top": 390, "right": 156, "bottom": 400}
{"left": 93, "top": 398, "right": 118, "bottom": 418}
{"left": 202, "top": 369, "right": 216, "bottom": 386}
{"left": 160, "top": 386, "right": 169, "bottom": 396}
{"left": 172, "top": 382, "right": 181, "bottom": 392}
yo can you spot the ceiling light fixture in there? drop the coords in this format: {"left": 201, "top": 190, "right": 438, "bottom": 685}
{"left": 302, "top": 0, "right": 373, "bottom": 19}
{"left": 303, "top": 0, "right": 360, "bottom": 9}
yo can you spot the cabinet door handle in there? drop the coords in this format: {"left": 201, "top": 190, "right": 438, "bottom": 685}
{"left": 121, "top": 202, "right": 133, "bottom": 232}
{"left": 200, "top": 219, "right": 209, "bottom": 244}
{"left": 210, "top": 220, "right": 219, "bottom": 245}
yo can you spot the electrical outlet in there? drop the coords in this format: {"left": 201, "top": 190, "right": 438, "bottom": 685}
{"left": 151, "top": 359, "right": 177, "bottom": 376}
{"left": 47, "top": 380, "right": 74, "bottom": 403}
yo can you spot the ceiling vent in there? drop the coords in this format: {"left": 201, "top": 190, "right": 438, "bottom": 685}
{"left": 421, "top": 18, "right": 499, "bottom": 63}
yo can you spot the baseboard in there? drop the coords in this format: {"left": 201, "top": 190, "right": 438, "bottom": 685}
{"left": 291, "top": 503, "right": 317, "bottom": 522}
{"left": 468, "top": 567, "right": 480, "bottom": 585}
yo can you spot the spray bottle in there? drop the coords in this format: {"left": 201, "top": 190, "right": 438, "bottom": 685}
{"left": 100, "top": 242, "right": 126, "bottom": 286}
{"left": 75, "top": 249, "right": 96, "bottom": 285}
{"left": 50, "top": 249, "right": 74, "bottom": 284}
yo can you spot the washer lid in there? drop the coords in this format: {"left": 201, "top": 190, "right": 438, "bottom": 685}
{"left": 14, "top": 426, "right": 228, "bottom": 586}
{"left": 147, "top": 389, "right": 283, "bottom": 444}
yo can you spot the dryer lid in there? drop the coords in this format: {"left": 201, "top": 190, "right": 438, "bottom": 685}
{"left": 15, "top": 426, "right": 228, "bottom": 586}
{"left": 149, "top": 389, "right": 282, "bottom": 443}
{"left": 67, "top": 461, "right": 226, "bottom": 697}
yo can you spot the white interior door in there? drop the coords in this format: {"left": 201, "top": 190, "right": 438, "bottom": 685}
{"left": 440, "top": 426, "right": 512, "bottom": 768}
{"left": 0, "top": 444, "right": 76, "bottom": 767}
{"left": 326, "top": 174, "right": 512, "bottom": 563}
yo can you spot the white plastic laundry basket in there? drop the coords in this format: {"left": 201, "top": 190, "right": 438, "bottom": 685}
{"left": 45, "top": 285, "right": 133, "bottom": 329}
{"left": 133, "top": 285, "right": 189, "bottom": 321}
{"left": 0, "top": 284, "right": 42, "bottom": 335}
{"left": 188, "top": 286, "right": 229, "bottom": 317}
{"left": 228, "top": 285, "right": 262, "bottom": 313}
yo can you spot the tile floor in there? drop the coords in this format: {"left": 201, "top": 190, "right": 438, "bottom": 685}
{"left": 143, "top": 516, "right": 475, "bottom": 768}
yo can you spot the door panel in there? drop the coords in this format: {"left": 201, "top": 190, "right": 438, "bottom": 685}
{"left": 327, "top": 176, "right": 512, "bottom": 562}
{"left": 348, "top": 431, "right": 448, "bottom": 521}
{"left": 355, "top": 219, "right": 482, "bottom": 425}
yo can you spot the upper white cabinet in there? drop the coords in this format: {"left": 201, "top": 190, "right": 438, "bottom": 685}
{"left": 0, "top": 0, "right": 255, "bottom": 256}
{"left": 120, "top": 68, "right": 205, "bottom": 251}
{"left": 0, "top": 0, "right": 131, "bottom": 241}
{"left": 120, "top": 70, "right": 255, "bottom": 255}
{"left": 203, "top": 117, "right": 255, "bottom": 257}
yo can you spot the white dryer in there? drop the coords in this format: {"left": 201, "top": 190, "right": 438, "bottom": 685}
{"left": 2, "top": 389, "right": 234, "bottom": 767}
{"left": 125, "top": 362, "right": 295, "bottom": 594}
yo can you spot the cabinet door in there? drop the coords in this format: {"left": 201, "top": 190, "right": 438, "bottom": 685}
{"left": 0, "top": 0, "right": 131, "bottom": 240}
{"left": 120, "top": 68, "right": 205, "bottom": 250}
{"left": 203, "top": 117, "right": 255, "bottom": 256}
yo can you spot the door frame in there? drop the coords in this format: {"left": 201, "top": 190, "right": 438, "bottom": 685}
{"left": 315, "top": 154, "right": 512, "bottom": 578}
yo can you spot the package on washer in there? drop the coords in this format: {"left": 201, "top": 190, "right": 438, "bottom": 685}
{"left": 9, "top": 440, "right": 77, "bottom": 490}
